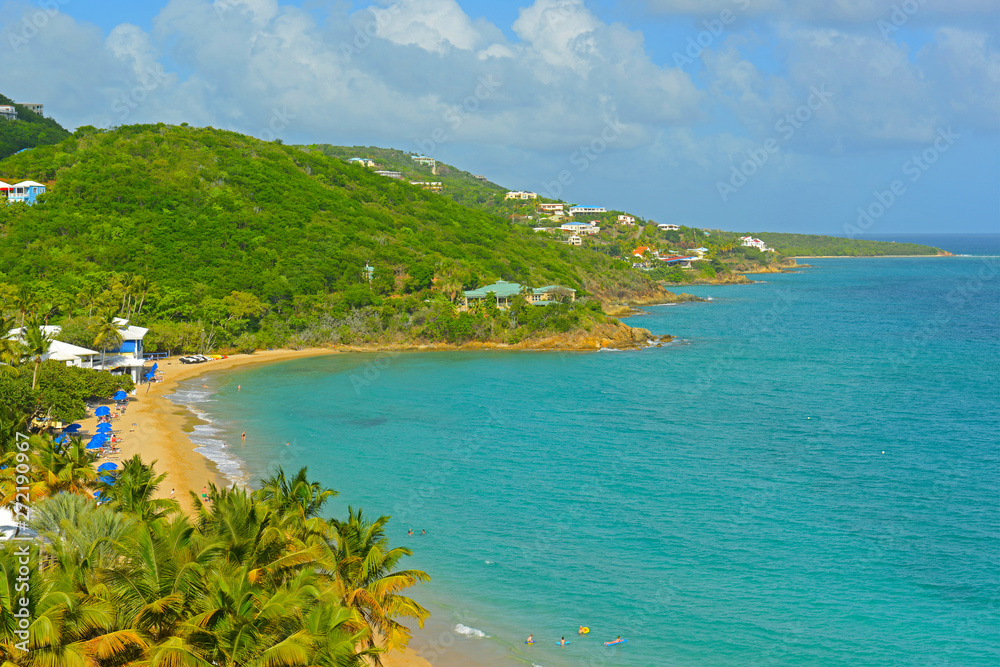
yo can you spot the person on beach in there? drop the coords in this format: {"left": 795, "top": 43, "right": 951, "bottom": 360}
{"left": 202, "top": 487, "right": 208, "bottom": 502}
{"left": 171, "top": 489, "right": 175, "bottom": 496}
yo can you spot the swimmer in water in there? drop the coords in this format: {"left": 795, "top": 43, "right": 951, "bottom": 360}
{"left": 526, "top": 634, "right": 534, "bottom": 644}
{"left": 559, "top": 637, "right": 566, "bottom": 647}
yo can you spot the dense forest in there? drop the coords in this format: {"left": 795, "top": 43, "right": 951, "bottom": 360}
{"left": 0, "top": 124, "right": 666, "bottom": 352}
{"left": 0, "top": 94, "right": 71, "bottom": 160}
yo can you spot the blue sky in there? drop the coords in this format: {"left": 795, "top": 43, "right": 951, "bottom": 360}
{"left": 1, "top": 0, "right": 998, "bottom": 235}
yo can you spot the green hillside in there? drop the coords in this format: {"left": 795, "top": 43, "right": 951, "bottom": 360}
{"left": 753, "top": 232, "right": 943, "bottom": 257}
{"left": 0, "top": 93, "right": 71, "bottom": 160}
{"left": 0, "top": 124, "right": 663, "bottom": 351}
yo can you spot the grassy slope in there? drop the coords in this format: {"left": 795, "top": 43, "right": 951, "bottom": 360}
{"left": 752, "top": 232, "right": 943, "bottom": 256}
{"left": 0, "top": 93, "right": 71, "bottom": 160}
{"left": 0, "top": 125, "right": 659, "bottom": 306}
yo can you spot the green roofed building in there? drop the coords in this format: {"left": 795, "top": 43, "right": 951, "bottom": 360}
{"left": 463, "top": 280, "right": 576, "bottom": 309}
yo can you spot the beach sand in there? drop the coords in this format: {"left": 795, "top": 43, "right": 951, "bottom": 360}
{"left": 84, "top": 348, "right": 433, "bottom": 667}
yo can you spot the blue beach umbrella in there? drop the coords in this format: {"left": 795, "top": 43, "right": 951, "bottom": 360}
{"left": 99, "top": 474, "right": 116, "bottom": 485}
{"left": 86, "top": 436, "right": 107, "bottom": 449}
{"left": 97, "top": 462, "right": 118, "bottom": 472}
{"left": 54, "top": 435, "right": 70, "bottom": 445}
{"left": 93, "top": 491, "right": 110, "bottom": 502}
{"left": 113, "top": 390, "right": 128, "bottom": 401}
{"left": 64, "top": 423, "right": 82, "bottom": 433}
{"left": 94, "top": 406, "right": 111, "bottom": 417}
{"left": 95, "top": 423, "right": 113, "bottom": 432}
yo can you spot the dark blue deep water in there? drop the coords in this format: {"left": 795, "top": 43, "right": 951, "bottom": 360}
{"left": 172, "top": 255, "right": 1000, "bottom": 666}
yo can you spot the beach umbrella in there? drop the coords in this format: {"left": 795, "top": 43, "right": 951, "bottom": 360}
{"left": 64, "top": 423, "right": 82, "bottom": 433}
{"left": 86, "top": 435, "right": 107, "bottom": 449}
{"left": 97, "top": 463, "right": 117, "bottom": 472}
{"left": 99, "top": 474, "right": 116, "bottom": 485}
{"left": 95, "top": 406, "right": 111, "bottom": 417}
{"left": 113, "top": 390, "right": 128, "bottom": 401}
{"left": 54, "top": 435, "right": 70, "bottom": 445}
{"left": 95, "top": 423, "right": 113, "bottom": 432}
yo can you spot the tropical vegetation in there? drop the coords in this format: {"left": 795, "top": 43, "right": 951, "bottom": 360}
{"left": 0, "top": 95, "right": 71, "bottom": 160}
{"left": 0, "top": 431, "right": 427, "bottom": 667}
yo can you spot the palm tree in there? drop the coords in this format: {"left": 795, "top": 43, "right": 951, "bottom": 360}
{"left": 12, "top": 285, "right": 35, "bottom": 330}
{"left": 258, "top": 466, "right": 338, "bottom": 521}
{"left": 33, "top": 437, "right": 99, "bottom": 497}
{"left": 22, "top": 315, "right": 52, "bottom": 390}
{"left": 92, "top": 310, "right": 123, "bottom": 370}
{"left": 99, "top": 455, "right": 180, "bottom": 524}
{"left": 0, "top": 314, "right": 22, "bottom": 370}
{"left": 328, "top": 508, "right": 430, "bottom": 660}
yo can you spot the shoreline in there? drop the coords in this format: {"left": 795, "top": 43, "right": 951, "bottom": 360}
{"left": 108, "top": 347, "right": 432, "bottom": 667}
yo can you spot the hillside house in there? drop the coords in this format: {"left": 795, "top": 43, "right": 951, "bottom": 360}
{"left": 0, "top": 106, "right": 16, "bottom": 121}
{"left": 410, "top": 181, "right": 443, "bottom": 192}
{"left": 560, "top": 222, "right": 600, "bottom": 235}
{"left": 566, "top": 235, "right": 582, "bottom": 246}
{"left": 374, "top": 170, "right": 404, "bottom": 180}
{"left": 2, "top": 180, "right": 46, "bottom": 205}
{"left": 538, "top": 203, "right": 565, "bottom": 212}
{"left": 473, "top": 174, "right": 488, "bottom": 181}
{"left": 411, "top": 155, "right": 436, "bottom": 168}
{"left": 463, "top": 280, "right": 576, "bottom": 309}
{"left": 505, "top": 190, "right": 538, "bottom": 200}
{"left": 20, "top": 103, "right": 43, "bottom": 115}
{"left": 347, "top": 157, "right": 376, "bottom": 168}
{"left": 658, "top": 223, "right": 680, "bottom": 231}
{"left": 569, "top": 206, "right": 606, "bottom": 215}
{"left": 617, "top": 215, "right": 636, "bottom": 224}
{"left": 739, "top": 236, "right": 772, "bottom": 251}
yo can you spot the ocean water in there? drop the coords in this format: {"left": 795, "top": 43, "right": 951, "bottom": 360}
{"left": 172, "top": 251, "right": 1000, "bottom": 666}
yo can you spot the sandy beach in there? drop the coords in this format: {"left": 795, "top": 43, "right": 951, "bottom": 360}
{"left": 81, "top": 347, "right": 432, "bottom": 667}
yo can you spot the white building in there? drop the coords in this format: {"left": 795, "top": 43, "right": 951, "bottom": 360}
{"left": 617, "top": 215, "right": 636, "bottom": 224}
{"left": 411, "top": 155, "right": 436, "bottom": 168}
{"left": 505, "top": 190, "right": 538, "bottom": 200}
{"left": 0, "top": 105, "right": 16, "bottom": 121}
{"left": 569, "top": 206, "right": 606, "bottom": 215}
{"left": 739, "top": 235, "right": 772, "bottom": 251}
{"left": 410, "top": 181, "right": 443, "bottom": 192}
{"left": 374, "top": 170, "right": 404, "bottom": 179}
{"left": 658, "top": 223, "right": 680, "bottom": 231}
{"left": 538, "top": 203, "right": 565, "bottom": 212}
{"left": 20, "top": 103, "right": 43, "bottom": 116}
{"left": 560, "top": 222, "right": 600, "bottom": 235}
{"left": 566, "top": 235, "right": 582, "bottom": 246}
{"left": 6, "top": 318, "right": 149, "bottom": 386}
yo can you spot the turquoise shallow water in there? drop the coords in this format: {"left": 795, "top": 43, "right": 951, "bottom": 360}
{"left": 171, "top": 255, "right": 1000, "bottom": 666}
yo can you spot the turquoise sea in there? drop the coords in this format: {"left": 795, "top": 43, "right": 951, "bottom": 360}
{"left": 171, "top": 244, "right": 999, "bottom": 666}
